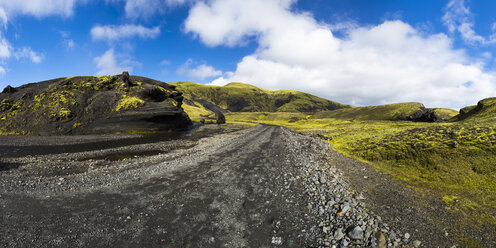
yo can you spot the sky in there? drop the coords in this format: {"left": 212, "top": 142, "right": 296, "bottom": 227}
{"left": 0, "top": 0, "right": 496, "bottom": 109}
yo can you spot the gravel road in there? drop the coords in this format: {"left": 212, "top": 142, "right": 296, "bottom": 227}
{"left": 2, "top": 125, "right": 424, "bottom": 247}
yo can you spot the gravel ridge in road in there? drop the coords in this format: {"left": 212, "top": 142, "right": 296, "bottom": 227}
{"left": 2, "top": 125, "right": 416, "bottom": 247}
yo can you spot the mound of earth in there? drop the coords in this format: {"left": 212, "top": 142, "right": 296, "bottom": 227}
{"left": 0, "top": 72, "right": 191, "bottom": 135}
{"left": 171, "top": 82, "right": 351, "bottom": 121}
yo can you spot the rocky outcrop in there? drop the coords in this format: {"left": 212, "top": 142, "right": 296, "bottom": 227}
{"left": 407, "top": 108, "right": 442, "bottom": 122}
{"left": 0, "top": 73, "right": 191, "bottom": 135}
{"left": 2, "top": 85, "right": 17, "bottom": 94}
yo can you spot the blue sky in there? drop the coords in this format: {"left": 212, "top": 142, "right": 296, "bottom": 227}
{"left": 1, "top": 0, "right": 496, "bottom": 109}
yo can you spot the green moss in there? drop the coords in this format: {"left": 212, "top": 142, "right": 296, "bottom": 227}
{"left": 114, "top": 96, "right": 145, "bottom": 111}
{"left": 311, "top": 102, "right": 425, "bottom": 121}
{"left": 58, "top": 108, "right": 72, "bottom": 119}
{"left": 181, "top": 101, "right": 215, "bottom": 122}
{"left": 458, "top": 97, "right": 496, "bottom": 123}
{"left": 433, "top": 108, "right": 459, "bottom": 120}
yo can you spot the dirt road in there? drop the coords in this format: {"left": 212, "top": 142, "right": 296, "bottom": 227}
{"left": 1, "top": 125, "right": 428, "bottom": 247}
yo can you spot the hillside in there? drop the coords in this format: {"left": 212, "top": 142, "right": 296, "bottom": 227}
{"left": 171, "top": 82, "right": 351, "bottom": 121}
{"left": 311, "top": 102, "right": 458, "bottom": 122}
{"left": 0, "top": 73, "right": 191, "bottom": 135}
{"left": 455, "top": 97, "right": 496, "bottom": 122}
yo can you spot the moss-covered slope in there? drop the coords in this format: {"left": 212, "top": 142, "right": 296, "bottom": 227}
{"left": 0, "top": 73, "right": 191, "bottom": 135}
{"left": 310, "top": 102, "right": 456, "bottom": 122}
{"left": 171, "top": 82, "right": 351, "bottom": 121}
{"left": 455, "top": 97, "right": 496, "bottom": 123}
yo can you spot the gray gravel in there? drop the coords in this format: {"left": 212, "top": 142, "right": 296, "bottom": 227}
{"left": 1, "top": 125, "right": 417, "bottom": 247}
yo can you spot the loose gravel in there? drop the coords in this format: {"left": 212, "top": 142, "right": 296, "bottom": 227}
{"left": 1, "top": 125, "right": 424, "bottom": 247}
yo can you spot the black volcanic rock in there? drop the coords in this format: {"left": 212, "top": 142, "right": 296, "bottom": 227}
{"left": 0, "top": 74, "right": 192, "bottom": 135}
{"left": 408, "top": 108, "right": 442, "bottom": 122}
{"left": 2, "top": 85, "right": 17, "bottom": 94}
{"left": 215, "top": 111, "right": 226, "bottom": 124}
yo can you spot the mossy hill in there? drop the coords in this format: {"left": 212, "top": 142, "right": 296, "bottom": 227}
{"left": 311, "top": 102, "right": 458, "bottom": 122}
{"left": 171, "top": 82, "right": 459, "bottom": 123}
{"left": 455, "top": 97, "right": 496, "bottom": 123}
{"left": 0, "top": 73, "right": 191, "bottom": 135}
{"left": 171, "top": 82, "right": 351, "bottom": 121}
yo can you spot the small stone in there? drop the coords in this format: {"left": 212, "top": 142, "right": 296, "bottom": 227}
{"left": 404, "top": 233, "right": 410, "bottom": 239}
{"left": 334, "top": 228, "right": 345, "bottom": 240}
{"left": 347, "top": 226, "right": 363, "bottom": 240}
{"left": 271, "top": 236, "right": 282, "bottom": 245}
{"left": 452, "top": 141, "right": 459, "bottom": 148}
{"left": 413, "top": 240, "right": 422, "bottom": 247}
{"left": 320, "top": 175, "right": 327, "bottom": 184}
{"left": 341, "top": 239, "right": 349, "bottom": 247}
{"left": 126, "top": 216, "right": 131, "bottom": 220}
{"left": 341, "top": 205, "right": 350, "bottom": 214}
{"left": 376, "top": 232, "right": 386, "bottom": 248}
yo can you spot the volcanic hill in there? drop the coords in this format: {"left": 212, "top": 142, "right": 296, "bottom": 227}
{"left": 0, "top": 72, "right": 191, "bottom": 135}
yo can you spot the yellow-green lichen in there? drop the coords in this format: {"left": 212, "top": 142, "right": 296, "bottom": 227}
{"left": 114, "top": 96, "right": 145, "bottom": 111}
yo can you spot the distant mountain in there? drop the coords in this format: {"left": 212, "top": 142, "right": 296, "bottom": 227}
{"left": 171, "top": 82, "right": 351, "bottom": 121}
{"left": 0, "top": 73, "right": 191, "bottom": 135}
{"left": 455, "top": 97, "right": 496, "bottom": 122}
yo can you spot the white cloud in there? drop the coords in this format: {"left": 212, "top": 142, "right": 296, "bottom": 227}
{"left": 0, "top": 65, "right": 6, "bottom": 76}
{"left": 0, "top": 0, "right": 79, "bottom": 23}
{"left": 0, "top": 8, "right": 7, "bottom": 28}
{"left": 14, "top": 47, "right": 44, "bottom": 63}
{"left": 91, "top": 24, "right": 161, "bottom": 42}
{"left": 0, "top": 36, "right": 11, "bottom": 59}
{"left": 442, "top": 0, "right": 494, "bottom": 45}
{"left": 186, "top": 0, "right": 496, "bottom": 109}
{"left": 0, "top": 35, "right": 43, "bottom": 64}
{"left": 177, "top": 59, "right": 222, "bottom": 80}
{"left": 94, "top": 48, "right": 133, "bottom": 76}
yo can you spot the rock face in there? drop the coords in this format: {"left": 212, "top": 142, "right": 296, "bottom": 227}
{"left": 408, "top": 108, "right": 442, "bottom": 122}
{"left": 0, "top": 73, "right": 192, "bottom": 135}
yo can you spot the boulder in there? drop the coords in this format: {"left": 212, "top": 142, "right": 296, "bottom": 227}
{"left": 215, "top": 111, "right": 226, "bottom": 124}
{"left": 121, "top": 71, "right": 131, "bottom": 86}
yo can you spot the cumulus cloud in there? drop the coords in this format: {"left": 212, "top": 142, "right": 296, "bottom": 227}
{"left": 94, "top": 48, "right": 134, "bottom": 76}
{"left": 177, "top": 59, "right": 222, "bottom": 80}
{"left": 91, "top": 24, "right": 161, "bottom": 42}
{"left": 0, "top": 35, "right": 43, "bottom": 64}
{"left": 442, "top": 0, "right": 494, "bottom": 45}
{"left": 14, "top": 47, "right": 44, "bottom": 63}
{"left": 185, "top": 0, "right": 496, "bottom": 109}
